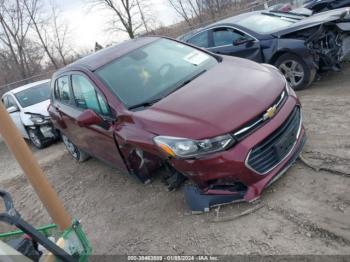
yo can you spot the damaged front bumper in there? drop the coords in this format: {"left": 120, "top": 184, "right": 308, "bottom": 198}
{"left": 184, "top": 133, "right": 306, "bottom": 213}
{"left": 168, "top": 97, "right": 306, "bottom": 213}
{"left": 27, "top": 123, "right": 59, "bottom": 142}
{"left": 306, "top": 19, "right": 350, "bottom": 71}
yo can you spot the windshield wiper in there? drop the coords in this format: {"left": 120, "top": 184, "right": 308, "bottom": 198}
{"left": 168, "top": 69, "right": 207, "bottom": 96}
{"left": 262, "top": 11, "right": 302, "bottom": 20}
{"left": 128, "top": 69, "right": 207, "bottom": 111}
{"left": 269, "top": 10, "right": 308, "bottom": 17}
{"left": 262, "top": 11, "right": 282, "bottom": 17}
{"left": 128, "top": 98, "right": 162, "bottom": 110}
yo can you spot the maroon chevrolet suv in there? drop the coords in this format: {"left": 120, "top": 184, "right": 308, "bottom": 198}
{"left": 49, "top": 37, "right": 305, "bottom": 211}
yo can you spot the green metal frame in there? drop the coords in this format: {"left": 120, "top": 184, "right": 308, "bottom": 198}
{"left": 61, "top": 220, "right": 92, "bottom": 262}
{"left": 1, "top": 221, "right": 91, "bottom": 262}
{"left": 0, "top": 224, "right": 57, "bottom": 239}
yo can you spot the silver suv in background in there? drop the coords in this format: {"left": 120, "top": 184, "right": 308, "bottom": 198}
{"left": 1, "top": 80, "right": 59, "bottom": 149}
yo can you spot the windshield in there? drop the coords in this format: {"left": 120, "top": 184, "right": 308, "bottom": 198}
{"left": 269, "top": 0, "right": 308, "bottom": 9}
{"left": 15, "top": 82, "right": 50, "bottom": 108}
{"left": 96, "top": 38, "right": 218, "bottom": 109}
{"left": 236, "top": 13, "right": 297, "bottom": 34}
{"left": 294, "top": 0, "right": 311, "bottom": 8}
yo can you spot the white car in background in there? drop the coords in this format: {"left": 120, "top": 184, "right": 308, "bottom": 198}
{"left": 1, "top": 79, "right": 59, "bottom": 149}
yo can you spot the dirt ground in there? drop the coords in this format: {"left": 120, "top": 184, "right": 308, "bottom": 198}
{"left": 0, "top": 65, "right": 350, "bottom": 255}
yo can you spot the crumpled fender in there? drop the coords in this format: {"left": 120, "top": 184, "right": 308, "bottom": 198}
{"left": 113, "top": 122, "right": 162, "bottom": 182}
{"left": 268, "top": 38, "right": 318, "bottom": 70}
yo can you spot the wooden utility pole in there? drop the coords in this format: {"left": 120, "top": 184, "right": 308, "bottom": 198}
{"left": 0, "top": 102, "right": 71, "bottom": 230}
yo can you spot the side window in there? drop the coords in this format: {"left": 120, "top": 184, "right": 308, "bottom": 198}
{"left": 54, "top": 82, "right": 60, "bottom": 100}
{"left": 212, "top": 28, "right": 248, "bottom": 47}
{"left": 56, "top": 76, "right": 71, "bottom": 103}
{"left": 71, "top": 74, "right": 109, "bottom": 116}
{"left": 2, "top": 96, "right": 8, "bottom": 108}
{"left": 97, "top": 93, "right": 109, "bottom": 116}
{"left": 7, "top": 96, "right": 17, "bottom": 108}
{"left": 187, "top": 31, "right": 209, "bottom": 48}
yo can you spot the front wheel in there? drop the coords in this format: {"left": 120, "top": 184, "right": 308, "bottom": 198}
{"left": 27, "top": 129, "right": 47, "bottom": 149}
{"left": 275, "top": 53, "right": 316, "bottom": 90}
{"left": 61, "top": 134, "right": 90, "bottom": 162}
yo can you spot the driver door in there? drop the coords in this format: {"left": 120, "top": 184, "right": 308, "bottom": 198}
{"left": 69, "top": 73, "right": 126, "bottom": 170}
{"left": 207, "top": 27, "right": 263, "bottom": 62}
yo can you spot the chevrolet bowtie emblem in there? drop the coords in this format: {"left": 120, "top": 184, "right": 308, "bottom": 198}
{"left": 263, "top": 106, "right": 277, "bottom": 120}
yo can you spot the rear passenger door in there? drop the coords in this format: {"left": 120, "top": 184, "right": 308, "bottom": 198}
{"left": 70, "top": 73, "right": 125, "bottom": 168}
{"left": 50, "top": 75, "right": 77, "bottom": 143}
{"left": 208, "top": 27, "right": 263, "bottom": 62}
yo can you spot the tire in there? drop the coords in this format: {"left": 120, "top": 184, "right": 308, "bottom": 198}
{"left": 61, "top": 134, "right": 90, "bottom": 162}
{"left": 27, "top": 128, "right": 48, "bottom": 149}
{"left": 275, "top": 53, "right": 316, "bottom": 90}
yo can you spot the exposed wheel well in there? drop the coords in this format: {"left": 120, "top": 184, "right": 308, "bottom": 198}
{"left": 269, "top": 50, "right": 295, "bottom": 65}
{"left": 273, "top": 52, "right": 317, "bottom": 90}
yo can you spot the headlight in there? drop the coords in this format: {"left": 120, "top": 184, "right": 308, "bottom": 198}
{"left": 154, "top": 134, "right": 235, "bottom": 158}
{"left": 30, "top": 115, "right": 47, "bottom": 124}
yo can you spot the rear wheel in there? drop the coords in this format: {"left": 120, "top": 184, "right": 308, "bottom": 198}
{"left": 61, "top": 134, "right": 89, "bottom": 162}
{"left": 275, "top": 53, "right": 315, "bottom": 90}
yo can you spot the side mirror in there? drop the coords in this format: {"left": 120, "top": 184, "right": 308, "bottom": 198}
{"left": 233, "top": 38, "right": 255, "bottom": 46}
{"left": 77, "top": 109, "right": 103, "bottom": 127}
{"left": 7, "top": 106, "right": 19, "bottom": 114}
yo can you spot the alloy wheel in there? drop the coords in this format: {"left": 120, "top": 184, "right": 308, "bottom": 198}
{"left": 28, "top": 130, "right": 42, "bottom": 148}
{"left": 278, "top": 60, "right": 305, "bottom": 88}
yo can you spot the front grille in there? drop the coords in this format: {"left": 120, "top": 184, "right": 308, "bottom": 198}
{"left": 246, "top": 107, "right": 301, "bottom": 174}
{"left": 233, "top": 89, "right": 287, "bottom": 140}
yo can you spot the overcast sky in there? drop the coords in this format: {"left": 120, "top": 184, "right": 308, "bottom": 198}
{"left": 56, "top": 0, "right": 179, "bottom": 50}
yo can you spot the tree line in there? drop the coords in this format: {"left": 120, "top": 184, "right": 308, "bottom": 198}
{"left": 0, "top": 0, "right": 75, "bottom": 88}
{"left": 1, "top": 0, "right": 267, "bottom": 90}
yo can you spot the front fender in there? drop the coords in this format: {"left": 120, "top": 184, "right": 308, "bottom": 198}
{"left": 20, "top": 112, "right": 33, "bottom": 126}
{"left": 114, "top": 122, "right": 163, "bottom": 182}
{"left": 269, "top": 39, "right": 319, "bottom": 70}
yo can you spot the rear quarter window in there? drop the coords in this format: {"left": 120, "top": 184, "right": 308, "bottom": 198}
{"left": 187, "top": 31, "right": 209, "bottom": 48}
{"left": 54, "top": 76, "right": 71, "bottom": 104}
{"left": 2, "top": 96, "right": 8, "bottom": 108}
{"left": 6, "top": 95, "right": 18, "bottom": 108}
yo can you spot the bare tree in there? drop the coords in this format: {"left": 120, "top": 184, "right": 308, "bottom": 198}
{"left": 200, "top": 0, "right": 241, "bottom": 19}
{"left": 168, "top": 0, "right": 193, "bottom": 26}
{"left": 167, "top": 0, "right": 203, "bottom": 27}
{"left": 0, "top": 39, "right": 44, "bottom": 89}
{"left": 136, "top": 0, "right": 149, "bottom": 33}
{"left": 22, "top": 0, "right": 59, "bottom": 69}
{"left": 88, "top": 0, "right": 154, "bottom": 39}
{"left": 0, "top": 0, "right": 32, "bottom": 79}
{"left": 49, "top": 0, "right": 70, "bottom": 66}
{"left": 0, "top": 49, "right": 14, "bottom": 85}
{"left": 167, "top": 0, "right": 260, "bottom": 29}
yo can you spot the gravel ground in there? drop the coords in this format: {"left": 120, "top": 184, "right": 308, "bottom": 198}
{"left": 0, "top": 65, "right": 350, "bottom": 255}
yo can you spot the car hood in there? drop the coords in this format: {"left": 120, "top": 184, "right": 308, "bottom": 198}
{"left": 133, "top": 57, "right": 285, "bottom": 139}
{"left": 22, "top": 99, "right": 50, "bottom": 117}
{"left": 275, "top": 8, "right": 350, "bottom": 36}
